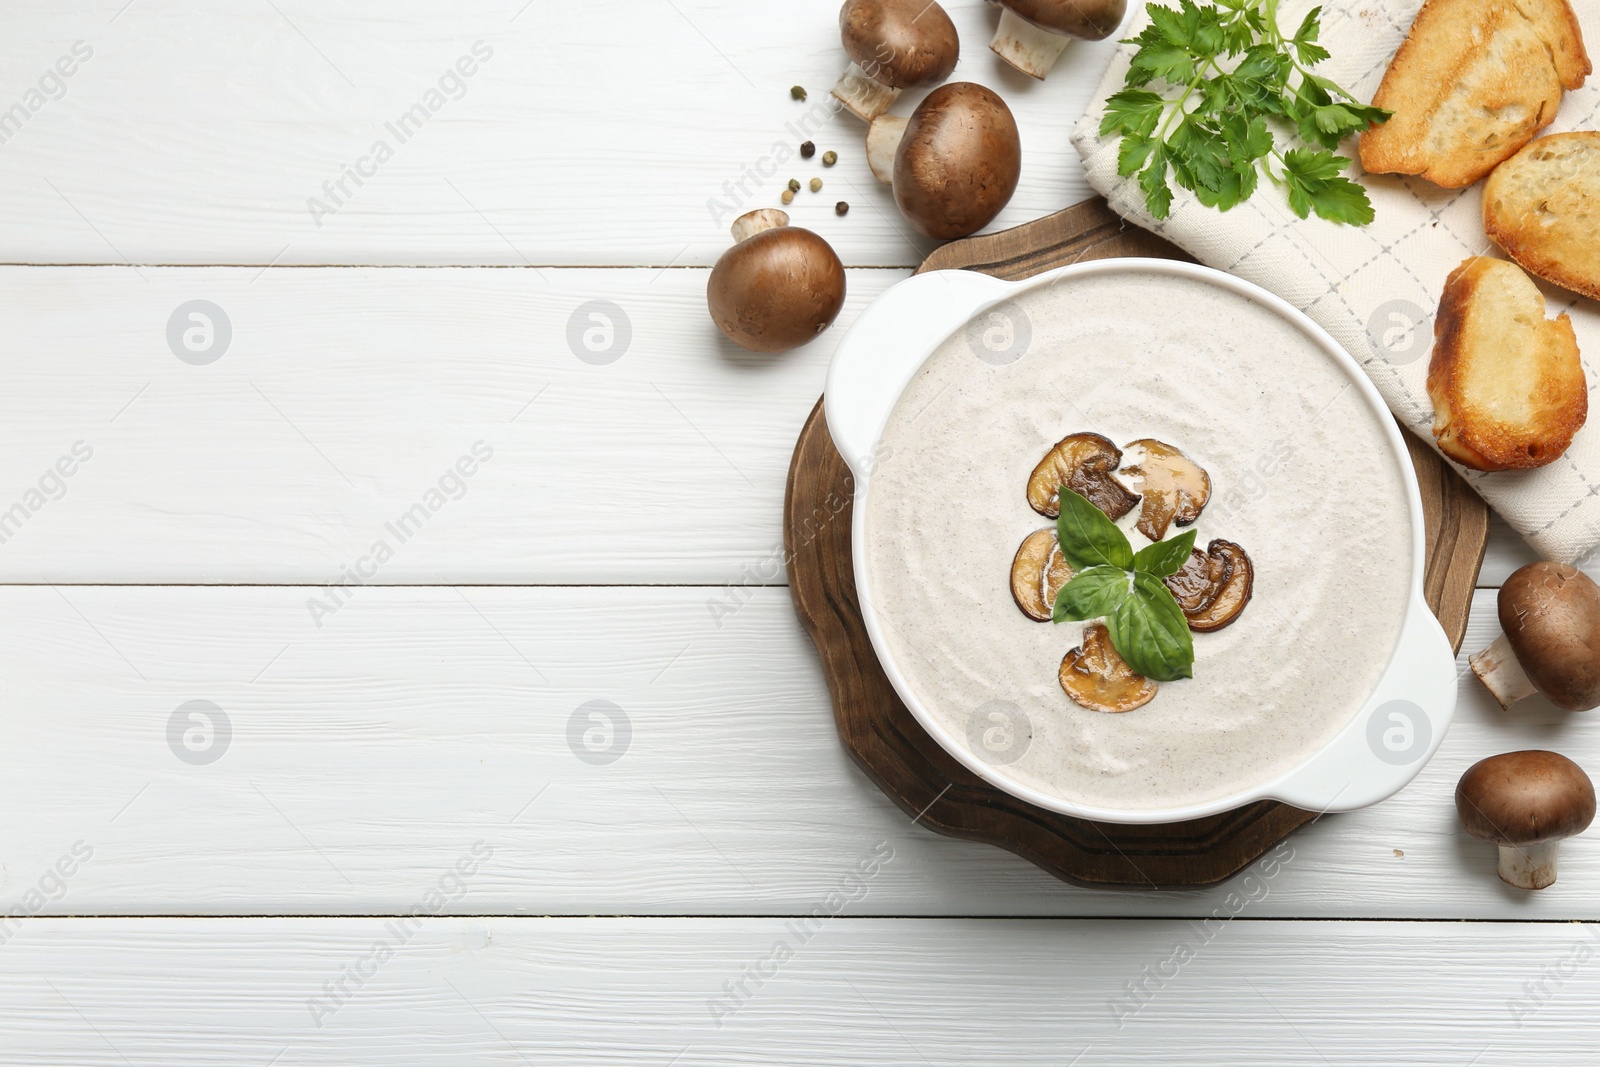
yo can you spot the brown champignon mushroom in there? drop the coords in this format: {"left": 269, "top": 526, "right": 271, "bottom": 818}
{"left": 1184, "top": 540, "right": 1253, "bottom": 632}
{"left": 864, "top": 83, "right": 1022, "bottom": 240}
{"left": 1123, "top": 439, "right": 1211, "bottom": 542}
{"left": 1027, "top": 432, "right": 1140, "bottom": 521}
{"left": 1059, "top": 622, "right": 1159, "bottom": 712}
{"left": 831, "top": 0, "right": 960, "bottom": 122}
{"left": 1456, "top": 750, "right": 1596, "bottom": 890}
{"left": 1010, "top": 528, "right": 1075, "bottom": 621}
{"left": 989, "top": 0, "right": 1128, "bottom": 79}
{"left": 1469, "top": 562, "right": 1600, "bottom": 712}
{"left": 706, "top": 209, "right": 847, "bottom": 353}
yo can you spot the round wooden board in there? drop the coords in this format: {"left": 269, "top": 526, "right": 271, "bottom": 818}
{"left": 784, "top": 198, "right": 1490, "bottom": 888}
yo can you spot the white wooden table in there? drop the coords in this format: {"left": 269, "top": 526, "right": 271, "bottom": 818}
{"left": 0, "top": 1, "right": 1593, "bottom": 1062}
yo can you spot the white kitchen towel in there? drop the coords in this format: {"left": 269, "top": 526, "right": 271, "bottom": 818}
{"left": 1071, "top": 0, "right": 1600, "bottom": 564}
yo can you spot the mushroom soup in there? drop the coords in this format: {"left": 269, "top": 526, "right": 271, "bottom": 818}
{"left": 862, "top": 272, "right": 1414, "bottom": 812}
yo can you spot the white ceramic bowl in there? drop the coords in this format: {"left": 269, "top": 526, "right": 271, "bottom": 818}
{"left": 825, "top": 258, "right": 1458, "bottom": 825}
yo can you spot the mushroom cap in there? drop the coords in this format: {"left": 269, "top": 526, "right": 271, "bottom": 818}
{"left": 707, "top": 218, "right": 847, "bottom": 353}
{"left": 893, "top": 82, "right": 1022, "bottom": 240}
{"left": 997, "top": 0, "right": 1128, "bottom": 41}
{"left": 839, "top": 0, "right": 960, "bottom": 89}
{"left": 1498, "top": 562, "right": 1600, "bottom": 712}
{"left": 1456, "top": 750, "right": 1596, "bottom": 846}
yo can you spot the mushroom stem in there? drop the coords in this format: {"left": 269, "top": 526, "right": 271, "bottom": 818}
{"left": 989, "top": 7, "right": 1072, "bottom": 79}
{"left": 865, "top": 114, "right": 909, "bottom": 184}
{"left": 729, "top": 208, "right": 790, "bottom": 244}
{"left": 1497, "top": 840, "right": 1562, "bottom": 890}
{"left": 830, "top": 62, "right": 900, "bottom": 123}
{"left": 1470, "top": 633, "right": 1540, "bottom": 710}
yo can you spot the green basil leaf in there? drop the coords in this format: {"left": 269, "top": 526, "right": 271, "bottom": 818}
{"left": 1106, "top": 572, "right": 1195, "bottom": 681}
{"left": 1051, "top": 566, "right": 1132, "bottom": 623}
{"left": 1131, "top": 529, "right": 1197, "bottom": 579}
{"left": 1055, "top": 487, "right": 1134, "bottom": 572}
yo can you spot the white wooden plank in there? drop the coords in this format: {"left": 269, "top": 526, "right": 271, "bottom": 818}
{"left": 1481, "top": 514, "right": 1552, "bottom": 587}
{"left": 4, "top": 583, "right": 1599, "bottom": 920}
{"left": 0, "top": 265, "right": 905, "bottom": 583}
{"left": 0, "top": 917, "right": 1590, "bottom": 1064}
{"left": 0, "top": 0, "right": 1113, "bottom": 267}
{"left": 4, "top": 265, "right": 1582, "bottom": 586}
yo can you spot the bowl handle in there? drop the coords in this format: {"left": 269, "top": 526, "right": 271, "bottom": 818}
{"left": 1265, "top": 592, "right": 1458, "bottom": 812}
{"left": 824, "top": 269, "right": 1013, "bottom": 477}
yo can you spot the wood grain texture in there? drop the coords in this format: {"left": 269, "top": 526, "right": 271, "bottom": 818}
{"left": 0, "top": 917, "right": 1594, "bottom": 1065}
{"left": 787, "top": 199, "right": 1488, "bottom": 888}
{"left": 1408, "top": 434, "right": 1491, "bottom": 650}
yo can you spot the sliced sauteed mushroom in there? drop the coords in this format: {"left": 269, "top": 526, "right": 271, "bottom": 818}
{"left": 1183, "top": 540, "right": 1253, "bottom": 632}
{"left": 1027, "top": 432, "right": 1140, "bottom": 520}
{"left": 831, "top": 0, "right": 960, "bottom": 122}
{"left": 1059, "top": 622, "right": 1158, "bottom": 713}
{"left": 1123, "top": 439, "right": 1211, "bottom": 542}
{"left": 1163, "top": 548, "right": 1228, "bottom": 616}
{"left": 1010, "top": 528, "right": 1075, "bottom": 621}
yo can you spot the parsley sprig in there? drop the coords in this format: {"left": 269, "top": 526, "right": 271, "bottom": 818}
{"left": 1099, "top": 0, "right": 1390, "bottom": 225}
{"left": 1051, "top": 488, "right": 1195, "bottom": 682}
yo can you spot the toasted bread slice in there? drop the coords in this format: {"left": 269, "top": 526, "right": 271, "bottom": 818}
{"left": 1360, "top": 0, "right": 1590, "bottom": 189}
{"left": 1484, "top": 132, "right": 1600, "bottom": 301}
{"left": 1428, "top": 257, "right": 1587, "bottom": 471}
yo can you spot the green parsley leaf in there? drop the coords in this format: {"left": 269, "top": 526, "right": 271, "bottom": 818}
{"left": 1280, "top": 145, "right": 1346, "bottom": 182}
{"left": 1291, "top": 6, "right": 1332, "bottom": 65}
{"left": 1118, "top": 133, "right": 1159, "bottom": 178}
{"left": 1303, "top": 173, "right": 1377, "bottom": 225}
{"left": 1101, "top": 89, "right": 1167, "bottom": 138}
{"left": 1051, "top": 566, "right": 1133, "bottom": 623}
{"left": 1054, "top": 488, "right": 1134, "bottom": 571}
{"left": 1280, "top": 147, "right": 1376, "bottom": 224}
{"left": 1103, "top": 0, "right": 1390, "bottom": 226}
{"left": 1139, "top": 146, "right": 1175, "bottom": 219}
{"left": 1146, "top": 3, "right": 1192, "bottom": 48}
{"left": 1131, "top": 529, "right": 1198, "bottom": 579}
{"left": 1129, "top": 39, "right": 1196, "bottom": 85}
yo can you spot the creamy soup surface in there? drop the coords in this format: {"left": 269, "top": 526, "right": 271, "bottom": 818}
{"left": 863, "top": 271, "right": 1414, "bottom": 812}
